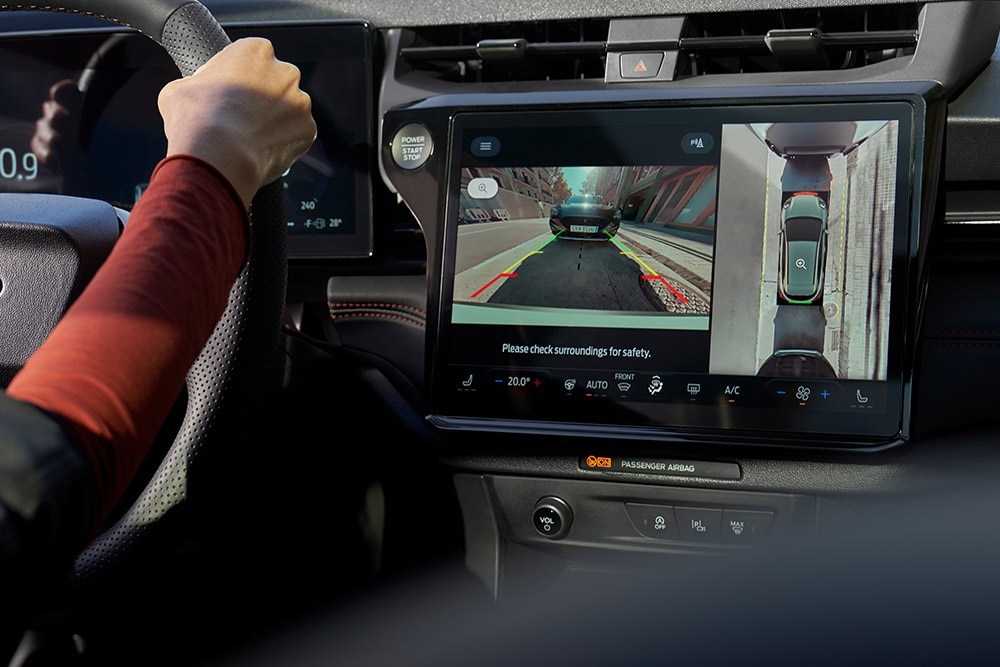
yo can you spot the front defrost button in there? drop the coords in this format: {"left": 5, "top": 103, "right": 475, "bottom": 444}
{"left": 722, "top": 510, "right": 774, "bottom": 544}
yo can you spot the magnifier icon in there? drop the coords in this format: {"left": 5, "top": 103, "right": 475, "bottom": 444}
{"left": 468, "top": 177, "right": 499, "bottom": 199}
{"left": 795, "top": 258, "right": 807, "bottom": 270}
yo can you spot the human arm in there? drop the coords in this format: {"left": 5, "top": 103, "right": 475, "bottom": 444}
{"left": 3, "top": 37, "right": 316, "bottom": 541}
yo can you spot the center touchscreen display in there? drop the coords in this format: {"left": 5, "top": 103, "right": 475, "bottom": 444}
{"left": 430, "top": 102, "right": 916, "bottom": 443}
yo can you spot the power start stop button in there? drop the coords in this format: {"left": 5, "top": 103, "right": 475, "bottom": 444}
{"left": 390, "top": 122, "right": 433, "bottom": 170}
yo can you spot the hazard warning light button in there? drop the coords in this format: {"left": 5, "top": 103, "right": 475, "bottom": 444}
{"left": 620, "top": 52, "right": 664, "bottom": 79}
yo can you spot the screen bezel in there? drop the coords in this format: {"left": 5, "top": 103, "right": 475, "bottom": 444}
{"left": 427, "top": 99, "right": 922, "bottom": 447}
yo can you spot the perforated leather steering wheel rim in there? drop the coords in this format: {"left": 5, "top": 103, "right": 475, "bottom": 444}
{"left": 0, "top": 1, "right": 288, "bottom": 587}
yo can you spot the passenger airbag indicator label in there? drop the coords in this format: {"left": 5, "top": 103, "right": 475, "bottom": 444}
{"left": 582, "top": 455, "right": 740, "bottom": 480}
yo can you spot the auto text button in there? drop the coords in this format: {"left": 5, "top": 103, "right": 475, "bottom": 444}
{"left": 390, "top": 122, "right": 433, "bottom": 170}
{"left": 675, "top": 507, "right": 723, "bottom": 542}
{"left": 625, "top": 503, "right": 679, "bottom": 540}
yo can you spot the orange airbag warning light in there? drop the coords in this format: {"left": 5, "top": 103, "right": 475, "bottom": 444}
{"left": 586, "top": 456, "right": 613, "bottom": 469}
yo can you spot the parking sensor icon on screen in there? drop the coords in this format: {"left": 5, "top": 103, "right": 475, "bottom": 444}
{"left": 681, "top": 132, "right": 714, "bottom": 154}
{"left": 468, "top": 177, "right": 499, "bottom": 199}
{"left": 471, "top": 136, "right": 501, "bottom": 157}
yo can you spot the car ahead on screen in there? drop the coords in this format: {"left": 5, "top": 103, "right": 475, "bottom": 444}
{"left": 778, "top": 192, "right": 828, "bottom": 304}
{"left": 549, "top": 194, "right": 622, "bottom": 239}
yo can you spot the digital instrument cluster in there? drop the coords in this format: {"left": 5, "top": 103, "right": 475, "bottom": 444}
{"left": 0, "top": 21, "right": 373, "bottom": 259}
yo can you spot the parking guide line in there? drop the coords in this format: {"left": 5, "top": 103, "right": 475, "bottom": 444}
{"left": 610, "top": 233, "right": 690, "bottom": 304}
{"left": 759, "top": 164, "right": 772, "bottom": 322}
{"left": 835, "top": 171, "right": 847, "bottom": 299}
{"left": 470, "top": 273, "right": 518, "bottom": 299}
{"left": 641, "top": 275, "right": 689, "bottom": 304}
{"left": 469, "top": 234, "right": 560, "bottom": 299}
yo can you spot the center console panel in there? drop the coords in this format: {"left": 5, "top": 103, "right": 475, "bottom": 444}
{"left": 369, "top": 3, "right": 994, "bottom": 600}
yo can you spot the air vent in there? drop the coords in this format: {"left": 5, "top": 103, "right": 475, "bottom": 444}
{"left": 397, "top": 5, "right": 923, "bottom": 84}
{"left": 677, "top": 4, "right": 922, "bottom": 76}
{"left": 398, "top": 19, "right": 610, "bottom": 83}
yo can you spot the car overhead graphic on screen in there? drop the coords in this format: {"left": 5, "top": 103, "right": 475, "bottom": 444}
{"left": 778, "top": 192, "right": 829, "bottom": 304}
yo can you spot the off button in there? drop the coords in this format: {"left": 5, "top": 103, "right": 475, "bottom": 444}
{"left": 391, "top": 123, "right": 433, "bottom": 170}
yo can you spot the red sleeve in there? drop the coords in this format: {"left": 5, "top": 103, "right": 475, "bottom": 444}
{"left": 6, "top": 155, "right": 249, "bottom": 527}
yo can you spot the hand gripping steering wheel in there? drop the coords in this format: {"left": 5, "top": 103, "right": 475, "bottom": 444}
{"left": 0, "top": 1, "right": 288, "bottom": 588}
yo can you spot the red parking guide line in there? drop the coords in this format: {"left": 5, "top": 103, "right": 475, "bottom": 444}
{"left": 471, "top": 273, "right": 518, "bottom": 299}
{"left": 642, "top": 275, "right": 689, "bottom": 304}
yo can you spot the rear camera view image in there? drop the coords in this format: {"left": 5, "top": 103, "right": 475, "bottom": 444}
{"left": 709, "top": 120, "right": 898, "bottom": 381}
{"left": 452, "top": 164, "right": 717, "bottom": 330}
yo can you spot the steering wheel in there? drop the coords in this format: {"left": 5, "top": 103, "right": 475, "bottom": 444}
{"left": 0, "top": 1, "right": 288, "bottom": 588}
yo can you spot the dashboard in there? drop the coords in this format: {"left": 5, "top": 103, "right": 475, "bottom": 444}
{"left": 5, "top": 1, "right": 1000, "bottom": 657}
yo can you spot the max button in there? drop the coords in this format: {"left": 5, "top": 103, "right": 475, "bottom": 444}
{"left": 722, "top": 510, "right": 774, "bottom": 544}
